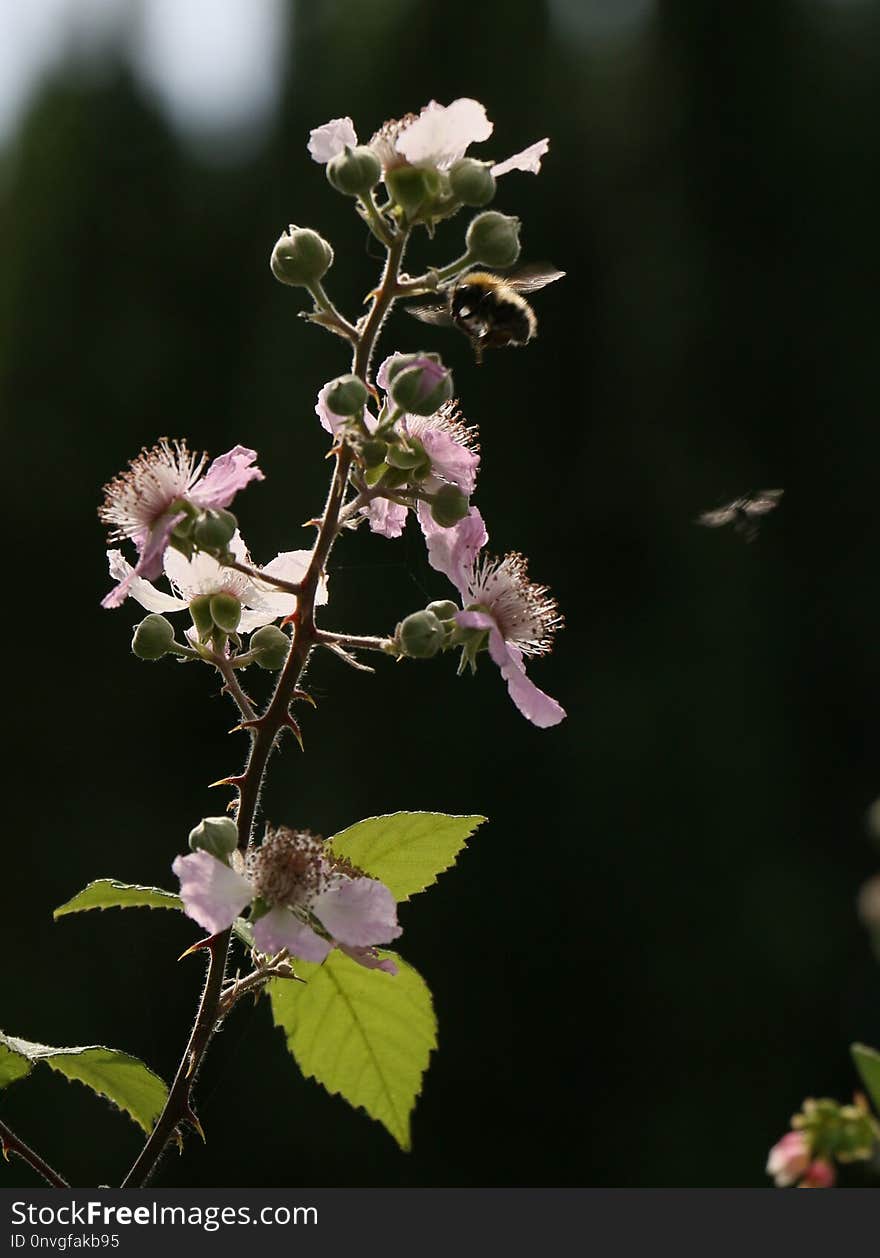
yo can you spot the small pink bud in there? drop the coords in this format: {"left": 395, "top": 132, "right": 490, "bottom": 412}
{"left": 800, "top": 1159, "right": 836, "bottom": 1189}
{"left": 766, "top": 1130, "right": 811, "bottom": 1187}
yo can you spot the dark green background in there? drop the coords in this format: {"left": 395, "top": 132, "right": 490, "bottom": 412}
{"left": 3, "top": 0, "right": 880, "bottom": 1187}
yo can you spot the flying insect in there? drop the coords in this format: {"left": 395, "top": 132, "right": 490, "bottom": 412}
{"left": 697, "top": 489, "right": 784, "bottom": 542}
{"left": 406, "top": 264, "right": 566, "bottom": 362}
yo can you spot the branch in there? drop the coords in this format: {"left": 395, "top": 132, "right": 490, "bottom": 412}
{"left": 317, "top": 630, "right": 393, "bottom": 654}
{"left": 0, "top": 1119, "right": 69, "bottom": 1188}
{"left": 121, "top": 225, "right": 412, "bottom": 1190}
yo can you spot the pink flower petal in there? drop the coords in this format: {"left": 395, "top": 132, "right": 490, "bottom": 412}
{"left": 172, "top": 851, "right": 252, "bottom": 935}
{"left": 397, "top": 98, "right": 493, "bottom": 169}
{"left": 491, "top": 138, "right": 549, "bottom": 177}
{"left": 456, "top": 612, "right": 566, "bottom": 728}
{"left": 191, "top": 446, "right": 264, "bottom": 510}
{"left": 418, "top": 426, "right": 479, "bottom": 494}
{"left": 314, "top": 877, "right": 401, "bottom": 948}
{"left": 308, "top": 117, "right": 358, "bottom": 164}
{"left": 315, "top": 382, "right": 349, "bottom": 435}
{"left": 376, "top": 353, "right": 406, "bottom": 393}
{"left": 362, "top": 497, "right": 408, "bottom": 538}
{"left": 101, "top": 516, "right": 181, "bottom": 608}
{"left": 339, "top": 944, "right": 399, "bottom": 975}
{"left": 418, "top": 503, "right": 487, "bottom": 596}
{"left": 252, "top": 907, "right": 332, "bottom": 962}
{"left": 105, "top": 549, "right": 186, "bottom": 614}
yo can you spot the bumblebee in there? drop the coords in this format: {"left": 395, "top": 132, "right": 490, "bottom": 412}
{"left": 405, "top": 264, "right": 565, "bottom": 362}
{"left": 697, "top": 489, "right": 784, "bottom": 542}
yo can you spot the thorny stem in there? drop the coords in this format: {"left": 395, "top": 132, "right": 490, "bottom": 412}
{"left": 120, "top": 227, "right": 411, "bottom": 1189}
{"left": 211, "top": 651, "right": 257, "bottom": 723}
{"left": 317, "top": 630, "right": 393, "bottom": 654}
{"left": 0, "top": 1120, "right": 69, "bottom": 1188}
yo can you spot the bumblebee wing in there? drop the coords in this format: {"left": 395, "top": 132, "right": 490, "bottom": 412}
{"left": 742, "top": 488, "right": 784, "bottom": 517}
{"left": 697, "top": 507, "right": 736, "bottom": 528}
{"left": 506, "top": 263, "right": 567, "bottom": 294}
{"left": 404, "top": 300, "right": 455, "bottom": 328}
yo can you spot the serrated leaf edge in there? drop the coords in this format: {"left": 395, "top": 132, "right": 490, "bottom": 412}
{"left": 53, "top": 879, "right": 182, "bottom": 920}
{"left": 329, "top": 812, "right": 487, "bottom": 902}
{"left": 271, "top": 955, "right": 436, "bottom": 1151}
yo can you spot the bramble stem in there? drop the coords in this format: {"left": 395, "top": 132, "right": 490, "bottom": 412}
{"left": 317, "top": 630, "right": 393, "bottom": 654}
{"left": 121, "top": 226, "right": 411, "bottom": 1189}
{"left": 0, "top": 1119, "right": 69, "bottom": 1188}
{"left": 211, "top": 651, "right": 257, "bottom": 722}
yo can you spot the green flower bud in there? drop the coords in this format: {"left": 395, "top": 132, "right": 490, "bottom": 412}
{"left": 380, "top": 466, "right": 411, "bottom": 491}
{"left": 389, "top": 359, "right": 453, "bottom": 417}
{"left": 188, "top": 815, "right": 239, "bottom": 861}
{"left": 270, "top": 225, "right": 334, "bottom": 287}
{"left": 385, "top": 165, "right": 442, "bottom": 217}
{"left": 250, "top": 624, "right": 290, "bottom": 670}
{"left": 131, "top": 614, "right": 175, "bottom": 661}
{"left": 361, "top": 439, "right": 388, "bottom": 469}
{"left": 427, "top": 599, "right": 459, "bottom": 622}
{"left": 210, "top": 592, "right": 242, "bottom": 634}
{"left": 385, "top": 440, "right": 426, "bottom": 470}
{"left": 397, "top": 609, "right": 445, "bottom": 659}
{"left": 448, "top": 158, "right": 496, "bottom": 207}
{"left": 189, "top": 594, "right": 214, "bottom": 641}
{"left": 192, "top": 508, "right": 237, "bottom": 551}
{"left": 325, "top": 373, "right": 369, "bottom": 417}
{"left": 430, "top": 484, "right": 469, "bottom": 528}
{"left": 326, "top": 145, "right": 382, "bottom": 197}
{"left": 465, "top": 211, "right": 521, "bottom": 268}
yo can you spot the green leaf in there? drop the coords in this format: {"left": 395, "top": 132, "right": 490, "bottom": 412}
{"left": 269, "top": 951, "right": 436, "bottom": 1150}
{"left": 54, "top": 879, "right": 182, "bottom": 919}
{"left": 0, "top": 1032, "right": 168, "bottom": 1133}
{"left": 852, "top": 1043, "right": 880, "bottom": 1112}
{"left": 329, "top": 811, "right": 485, "bottom": 901}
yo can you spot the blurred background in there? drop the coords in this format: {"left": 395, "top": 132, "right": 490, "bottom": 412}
{"left": 3, "top": 0, "right": 880, "bottom": 1188}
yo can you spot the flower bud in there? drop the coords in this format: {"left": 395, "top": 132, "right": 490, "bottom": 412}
{"left": 430, "top": 484, "right": 469, "bottom": 528}
{"left": 379, "top": 465, "right": 411, "bottom": 491}
{"left": 466, "top": 211, "right": 521, "bottom": 268}
{"left": 210, "top": 592, "right": 242, "bottom": 634}
{"left": 270, "top": 225, "right": 334, "bottom": 287}
{"left": 131, "top": 614, "right": 175, "bottom": 661}
{"left": 385, "top": 440, "right": 426, "bottom": 470}
{"left": 361, "top": 439, "right": 388, "bottom": 468}
{"left": 385, "top": 165, "right": 442, "bottom": 217}
{"left": 449, "top": 158, "right": 496, "bottom": 207}
{"left": 427, "top": 599, "right": 459, "bottom": 622}
{"left": 325, "top": 373, "right": 369, "bottom": 417}
{"left": 192, "top": 508, "right": 237, "bottom": 551}
{"left": 397, "top": 609, "right": 445, "bottom": 659}
{"left": 250, "top": 624, "right": 290, "bottom": 670}
{"left": 188, "top": 815, "right": 239, "bottom": 861}
{"left": 189, "top": 594, "right": 214, "bottom": 641}
{"left": 326, "top": 145, "right": 382, "bottom": 197}
{"left": 389, "top": 358, "right": 454, "bottom": 416}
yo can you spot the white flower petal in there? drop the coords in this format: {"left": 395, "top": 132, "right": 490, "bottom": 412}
{"left": 106, "top": 550, "right": 186, "bottom": 614}
{"left": 491, "top": 138, "right": 549, "bottom": 177}
{"left": 397, "top": 98, "right": 493, "bottom": 169}
{"left": 308, "top": 116, "right": 358, "bottom": 163}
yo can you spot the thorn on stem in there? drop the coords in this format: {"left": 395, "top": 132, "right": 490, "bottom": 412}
{"left": 184, "top": 1106, "right": 206, "bottom": 1144}
{"left": 209, "top": 775, "right": 246, "bottom": 789}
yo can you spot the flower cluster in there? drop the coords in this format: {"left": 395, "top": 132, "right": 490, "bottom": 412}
{"left": 99, "top": 440, "right": 263, "bottom": 609}
{"left": 766, "top": 1095, "right": 878, "bottom": 1188}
